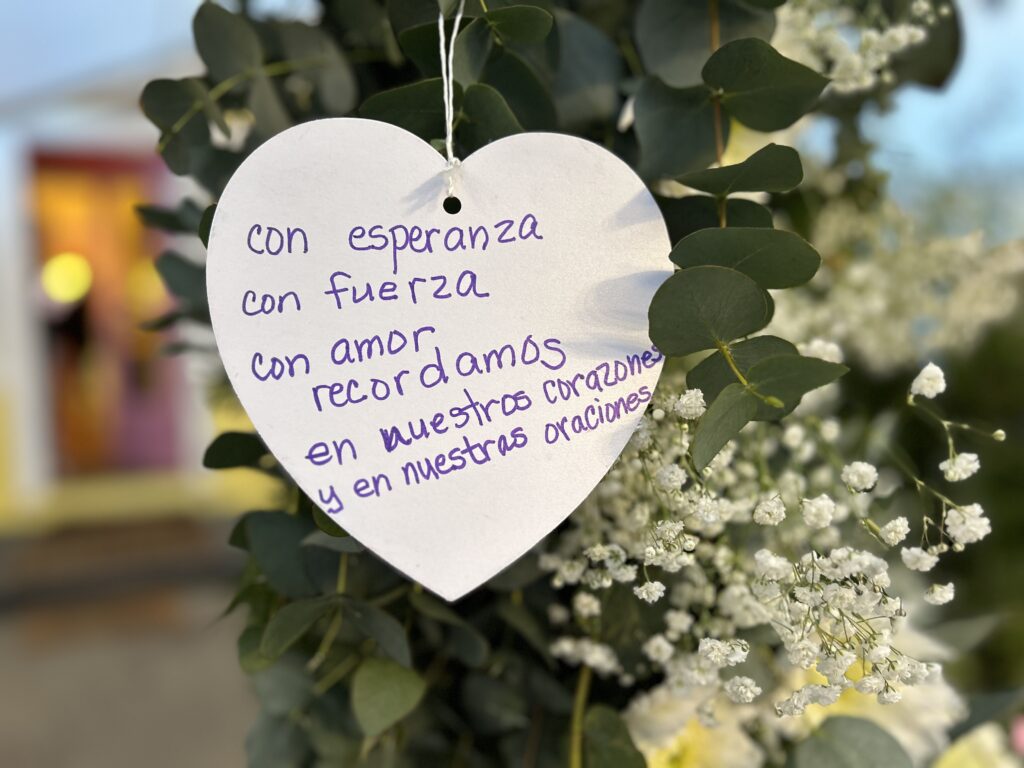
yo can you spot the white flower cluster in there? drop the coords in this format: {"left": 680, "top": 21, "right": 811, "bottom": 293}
{"left": 772, "top": 0, "right": 945, "bottom": 94}
{"left": 541, "top": 362, "right": 1000, "bottom": 732}
{"left": 772, "top": 199, "right": 1024, "bottom": 373}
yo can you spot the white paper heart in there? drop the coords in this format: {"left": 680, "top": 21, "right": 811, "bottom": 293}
{"left": 207, "top": 118, "right": 671, "bottom": 600}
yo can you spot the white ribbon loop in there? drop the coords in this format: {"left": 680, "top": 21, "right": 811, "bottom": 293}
{"left": 437, "top": 0, "right": 467, "bottom": 197}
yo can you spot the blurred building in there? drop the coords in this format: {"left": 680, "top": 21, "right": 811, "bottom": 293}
{"left": 0, "top": 1, "right": 277, "bottom": 535}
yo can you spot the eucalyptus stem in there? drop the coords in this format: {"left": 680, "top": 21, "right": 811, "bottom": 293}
{"left": 307, "top": 551, "right": 349, "bottom": 672}
{"left": 708, "top": 0, "right": 727, "bottom": 231}
{"left": 568, "top": 665, "right": 593, "bottom": 768}
{"left": 715, "top": 341, "right": 784, "bottom": 409}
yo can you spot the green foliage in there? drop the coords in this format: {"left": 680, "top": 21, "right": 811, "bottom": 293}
{"left": 677, "top": 142, "right": 803, "bottom": 194}
{"left": 634, "top": 79, "right": 723, "bottom": 180}
{"left": 583, "top": 706, "right": 646, "bottom": 767}
{"left": 649, "top": 265, "right": 772, "bottom": 357}
{"left": 351, "top": 657, "right": 427, "bottom": 736}
{"left": 136, "top": 1, "right": 917, "bottom": 765}
{"left": 202, "top": 431, "right": 267, "bottom": 469}
{"left": 635, "top": 0, "right": 775, "bottom": 87}
{"left": 670, "top": 228, "right": 820, "bottom": 288}
{"left": 703, "top": 37, "right": 829, "bottom": 131}
{"left": 787, "top": 717, "right": 913, "bottom": 768}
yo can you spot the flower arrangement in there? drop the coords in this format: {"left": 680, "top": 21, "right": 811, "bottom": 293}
{"left": 138, "top": 1, "right": 1021, "bottom": 765}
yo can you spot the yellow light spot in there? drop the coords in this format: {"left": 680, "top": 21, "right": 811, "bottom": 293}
{"left": 41, "top": 252, "right": 92, "bottom": 304}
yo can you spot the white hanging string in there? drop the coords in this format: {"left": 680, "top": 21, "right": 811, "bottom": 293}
{"left": 438, "top": 0, "right": 466, "bottom": 196}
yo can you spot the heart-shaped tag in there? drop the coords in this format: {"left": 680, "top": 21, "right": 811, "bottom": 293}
{"left": 207, "top": 118, "right": 670, "bottom": 600}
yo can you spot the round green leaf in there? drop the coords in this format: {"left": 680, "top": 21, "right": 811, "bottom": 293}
{"left": 635, "top": 0, "right": 774, "bottom": 87}
{"left": 703, "top": 38, "right": 829, "bottom": 131}
{"left": 788, "top": 717, "right": 913, "bottom": 768}
{"left": 359, "top": 78, "right": 459, "bottom": 140}
{"left": 460, "top": 83, "right": 523, "bottom": 152}
{"left": 260, "top": 597, "right": 336, "bottom": 660}
{"left": 203, "top": 431, "right": 266, "bottom": 469}
{"left": 634, "top": 78, "right": 724, "bottom": 181}
{"left": 649, "top": 265, "right": 771, "bottom": 357}
{"left": 351, "top": 658, "right": 427, "bottom": 737}
{"left": 551, "top": 10, "right": 622, "bottom": 128}
{"left": 677, "top": 143, "right": 803, "bottom": 195}
{"left": 485, "top": 6, "right": 553, "bottom": 44}
{"left": 483, "top": 49, "right": 557, "bottom": 130}
{"left": 193, "top": 3, "right": 263, "bottom": 84}
{"left": 671, "top": 228, "right": 821, "bottom": 289}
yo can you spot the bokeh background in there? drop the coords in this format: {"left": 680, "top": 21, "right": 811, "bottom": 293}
{"left": 0, "top": 1, "right": 1021, "bottom": 765}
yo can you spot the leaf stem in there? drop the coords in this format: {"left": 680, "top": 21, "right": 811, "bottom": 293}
{"left": 568, "top": 665, "right": 592, "bottom": 768}
{"left": 157, "top": 55, "right": 328, "bottom": 153}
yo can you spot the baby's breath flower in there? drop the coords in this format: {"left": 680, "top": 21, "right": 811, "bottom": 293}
{"left": 924, "top": 582, "right": 955, "bottom": 606}
{"left": 841, "top": 461, "right": 878, "bottom": 492}
{"left": 634, "top": 581, "right": 666, "bottom": 604}
{"left": 939, "top": 452, "right": 980, "bottom": 483}
{"left": 753, "top": 496, "right": 787, "bottom": 526}
{"left": 901, "top": 546, "right": 938, "bottom": 572}
{"left": 724, "top": 676, "right": 762, "bottom": 704}
{"left": 573, "top": 591, "right": 601, "bottom": 618}
{"left": 642, "top": 634, "right": 675, "bottom": 665}
{"left": 945, "top": 503, "right": 991, "bottom": 545}
{"left": 910, "top": 362, "right": 946, "bottom": 399}
{"left": 673, "top": 388, "right": 707, "bottom": 420}
{"left": 879, "top": 516, "right": 910, "bottom": 546}
{"left": 698, "top": 638, "right": 749, "bottom": 667}
{"left": 654, "top": 463, "right": 687, "bottom": 492}
{"left": 802, "top": 494, "right": 836, "bottom": 529}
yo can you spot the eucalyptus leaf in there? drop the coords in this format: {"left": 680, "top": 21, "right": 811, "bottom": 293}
{"left": 459, "top": 83, "right": 523, "bottom": 152}
{"left": 583, "top": 706, "right": 645, "bottom": 768}
{"left": 687, "top": 336, "right": 798, "bottom": 420}
{"left": 156, "top": 251, "right": 206, "bottom": 312}
{"left": 245, "top": 512, "right": 319, "bottom": 598}
{"left": 351, "top": 658, "right": 427, "bottom": 737}
{"left": 140, "top": 78, "right": 212, "bottom": 174}
{"left": 658, "top": 196, "right": 773, "bottom": 243}
{"left": 634, "top": 78, "right": 722, "bottom": 180}
{"left": 677, "top": 143, "right": 803, "bottom": 195}
{"left": 203, "top": 431, "right": 267, "bottom": 469}
{"left": 248, "top": 74, "right": 293, "bottom": 141}
{"left": 342, "top": 598, "right": 412, "bottom": 667}
{"left": 274, "top": 22, "right": 357, "bottom": 115}
{"left": 135, "top": 199, "right": 204, "bottom": 233}
{"left": 746, "top": 354, "right": 848, "bottom": 409}
{"left": 261, "top": 596, "right": 337, "bottom": 659}
{"left": 359, "top": 78, "right": 459, "bottom": 141}
{"left": 788, "top": 717, "right": 912, "bottom": 768}
{"left": 691, "top": 382, "right": 759, "bottom": 470}
{"left": 461, "top": 673, "right": 530, "bottom": 733}
{"left": 245, "top": 712, "right": 308, "bottom": 768}
{"left": 453, "top": 18, "right": 494, "bottom": 85}
{"left": 485, "top": 6, "right": 553, "bottom": 44}
{"left": 670, "top": 228, "right": 820, "bottom": 289}
{"left": 703, "top": 38, "right": 829, "bottom": 131}
{"left": 193, "top": 3, "right": 263, "bottom": 84}
{"left": 635, "top": 0, "right": 774, "bottom": 87}
{"left": 483, "top": 49, "right": 557, "bottom": 130}
{"left": 648, "top": 266, "right": 770, "bottom": 357}
{"left": 551, "top": 9, "right": 621, "bottom": 127}
{"left": 199, "top": 203, "right": 216, "bottom": 247}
